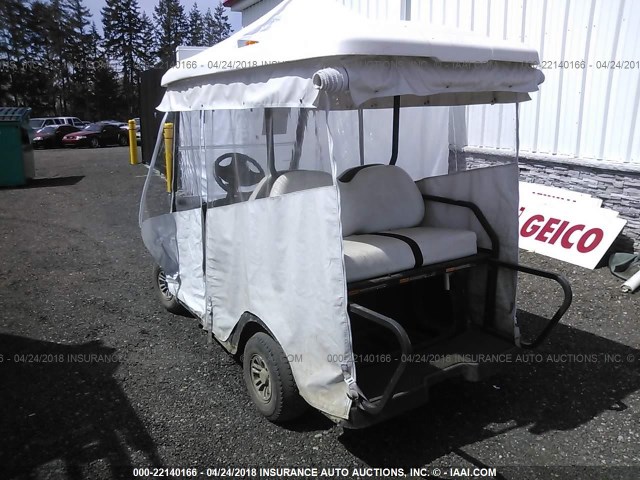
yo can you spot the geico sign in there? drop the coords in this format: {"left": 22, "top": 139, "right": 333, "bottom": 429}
{"left": 518, "top": 204, "right": 626, "bottom": 269}
{"left": 519, "top": 213, "right": 604, "bottom": 253}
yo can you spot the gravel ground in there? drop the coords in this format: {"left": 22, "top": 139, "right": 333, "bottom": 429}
{"left": 0, "top": 147, "right": 639, "bottom": 480}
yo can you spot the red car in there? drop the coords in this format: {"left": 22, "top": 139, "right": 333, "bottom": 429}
{"left": 33, "top": 124, "right": 81, "bottom": 149}
{"left": 62, "top": 122, "right": 128, "bottom": 148}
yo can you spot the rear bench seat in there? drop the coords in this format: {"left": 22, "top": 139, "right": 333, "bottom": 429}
{"left": 260, "top": 165, "right": 478, "bottom": 283}
{"left": 339, "top": 165, "right": 477, "bottom": 282}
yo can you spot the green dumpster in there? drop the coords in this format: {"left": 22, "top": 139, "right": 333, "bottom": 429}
{"left": 0, "top": 107, "right": 35, "bottom": 186}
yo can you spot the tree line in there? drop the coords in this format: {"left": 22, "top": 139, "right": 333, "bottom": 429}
{"left": 0, "top": 0, "right": 232, "bottom": 120}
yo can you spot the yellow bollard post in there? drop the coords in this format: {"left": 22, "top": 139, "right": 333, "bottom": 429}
{"left": 128, "top": 119, "right": 138, "bottom": 165}
{"left": 163, "top": 123, "right": 174, "bottom": 192}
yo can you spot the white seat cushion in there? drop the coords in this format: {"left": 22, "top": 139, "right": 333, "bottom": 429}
{"left": 344, "top": 227, "right": 478, "bottom": 283}
{"left": 343, "top": 234, "right": 417, "bottom": 283}
{"left": 388, "top": 227, "right": 477, "bottom": 265}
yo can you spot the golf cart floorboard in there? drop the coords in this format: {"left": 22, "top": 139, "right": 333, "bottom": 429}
{"left": 354, "top": 327, "right": 514, "bottom": 403}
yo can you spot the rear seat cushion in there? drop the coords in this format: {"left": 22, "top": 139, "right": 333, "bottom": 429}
{"left": 344, "top": 227, "right": 477, "bottom": 283}
{"left": 338, "top": 164, "right": 478, "bottom": 283}
{"left": 343, "top": 234, "right": 416, "bottom": 282}
{"left": 338, "top": 165, "right": 425, "bottom": 237}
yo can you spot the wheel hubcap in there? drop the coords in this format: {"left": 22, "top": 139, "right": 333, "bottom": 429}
{"left": 250, "top": 354, "right": 272, "bottom": 402}
{"left": 157, "top": 269, "right": 174, "bottom": 300}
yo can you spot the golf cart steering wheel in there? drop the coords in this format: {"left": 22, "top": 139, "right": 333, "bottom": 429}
{"left": 213, "top": 153, "right": 265, "bottom": 198}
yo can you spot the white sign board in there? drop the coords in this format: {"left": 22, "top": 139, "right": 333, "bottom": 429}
{"left": 519, "top": 182, "right": 602, "bottom": 208}
{"left": 519, "top": 184, "right": 626, "bottom": 269}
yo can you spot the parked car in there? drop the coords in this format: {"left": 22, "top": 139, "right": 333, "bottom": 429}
{"left": 33, "top": 124, "right": 81, "bottom": 149}
{"left": 29, "top": 117, "right": 63, "bottom": 130}
{"left": 62, "top": 122, "right": 128, "bottom": 148}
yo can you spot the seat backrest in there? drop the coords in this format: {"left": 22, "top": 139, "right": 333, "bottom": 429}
{"left": 338, "top": 165, "right": 424, "bottom": 237}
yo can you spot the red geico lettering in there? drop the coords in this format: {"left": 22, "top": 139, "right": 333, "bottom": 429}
{"left": 520, "top": 214, "right": 604, "bottom": 253}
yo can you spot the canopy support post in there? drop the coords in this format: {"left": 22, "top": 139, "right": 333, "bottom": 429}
{"left": 358, "top": 108, "right": 365, "bottom": 166}
{"left": 289, "top": 108, "right": 308, "bottom": 170}
{"left": 389, "top": 96, "right": 400, "bottom": 166}
{"left": 265, "top": 108, "right": 277, "bottom": 177}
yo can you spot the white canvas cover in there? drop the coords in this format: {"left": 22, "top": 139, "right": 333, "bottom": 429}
{"left": 417, "top": 163, "right": 521, "bottom": 337}
{"left": 205, "top": 186, "right": 353, "bottom": 416}
{"left": 158, "top": 0, "right": 543, "bottom": 111}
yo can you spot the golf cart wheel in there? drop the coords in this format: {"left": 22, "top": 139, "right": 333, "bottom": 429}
{"left": 243, "top": 332, "right": 307, "bottom": 422}
{"left": 90, "top": 137, "right": 100, "bottom": 148}
{"left": 152, "top": 264, "right": 186, "bottom": 314}
{"left": 118, "top": 135, "right": 128, "bottom": 146}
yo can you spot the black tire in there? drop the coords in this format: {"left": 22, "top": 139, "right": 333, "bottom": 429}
{"left": 152, "top": 264, "right": 187, "bottom": 315}
{"left": 243, "top": 332, "right": 308, "bottom": 422}
{"left": 118, "top": 134, "right": 128, "bottom": 146}
{"left": 90, "top": 137, "right": 100, "bottom": 148}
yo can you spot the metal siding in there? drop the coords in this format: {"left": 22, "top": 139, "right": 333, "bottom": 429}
{"left": 535, "top": 0, "right": 564, "bottom": 156}
{"left": 603, "top": 0, "right": 640, "bottom": 163}
{"left": 555, "top": 0, "right": 586, "bottom": 157}
{"left": 242, "top": 0, "right": 283, "bottom": 26}
{"left": 240, "top": 0, "right": 640, "bottom": 163}
{"left": 340, "top": 0, "right": 401, "bottom": 19}
{"left": 409, "top": 0, "right": 640, "bottom": 164}
{"left": 580, "top": 0, "right": 619, "bottom": 160}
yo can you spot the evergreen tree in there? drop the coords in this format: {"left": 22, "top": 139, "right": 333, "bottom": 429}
{"left": 203, "top": 8, "right": 216, "bottom": 47}
{"left": 67, "top": 0, "right": 93, "bottom": 117}
{"left": 154, "top": 0, "right": 188, "bottom": 67}
{"left": 139, "top": 13, "right": 158, "bottom": 69}
{"left": 187, "top": 3, "right": 205, "bottom": 46}
{"left": 203, "top": 3, "right": 232, "bottom": 47}
{"left": 83, "top": 23, "right": 119, "bottom": 120}
{"left": 0, "top": 0, "right": 31, "bottom": 105}
{"left": 93, "top": 62, "right": 122, "bottom": 119}
{"left": 28, "top": 1, "right": 62, "bottom": 115}
{"left": 212, "top": 2, "right": 232, "bottom": 44}
{"left": 47, "top": 0, "right": 74, "bottom": 113}
{"left": 102, "top": 0, "right": 149, "bottom": 115}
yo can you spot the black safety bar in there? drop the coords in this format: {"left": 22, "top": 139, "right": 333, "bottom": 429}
{"left": 349, "top": 303, "right": 412, "bottom": 415}
{"left": 421, "top": 194, "right": 500, "bottom": 258}
{"left": 491, "top": 259, "right": 573, "bottom": 349}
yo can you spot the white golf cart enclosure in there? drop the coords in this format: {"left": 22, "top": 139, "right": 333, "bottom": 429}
{"left": 140, "top": 0, "right": 571, "bottom": 427}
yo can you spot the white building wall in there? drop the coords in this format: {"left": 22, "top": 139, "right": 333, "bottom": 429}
{"left": 241, "top": 0, "right": 282, "bottom": 25}
{"left": 238, "top": 0, "right": 640, "bottom": 164}
{"left": 410, "top": 0, "right": 640, "bottom": 164}
{"left": 241, "top": 0, "right": 401, "bottom": 24}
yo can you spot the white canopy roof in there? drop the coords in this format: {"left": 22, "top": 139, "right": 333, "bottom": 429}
{"left": 158, "top": 0, "right": 544, "bottom": 111}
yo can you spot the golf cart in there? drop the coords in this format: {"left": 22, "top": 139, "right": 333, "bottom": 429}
{"left": 139, "top": 0, "right": 572, "bottom": 428}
